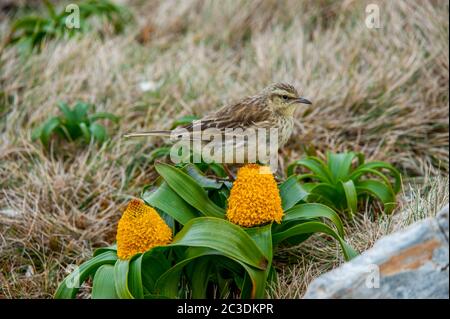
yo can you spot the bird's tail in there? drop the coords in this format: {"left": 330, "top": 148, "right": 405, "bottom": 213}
{"left": 123, "top": 130, "right": 173, "bottom": 138}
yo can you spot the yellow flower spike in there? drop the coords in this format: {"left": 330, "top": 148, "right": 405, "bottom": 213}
{"left": 116, "top": 199, "right": 172, "bottom": 260}
{"left": 226, "top": 164, "right": 283, "bottom": 227}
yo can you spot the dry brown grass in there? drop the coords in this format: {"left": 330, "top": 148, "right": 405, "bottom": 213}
{"left": 0, "top": 0, "right": 448, "bottom": 298}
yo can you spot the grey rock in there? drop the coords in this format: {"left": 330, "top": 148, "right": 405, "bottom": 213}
{"left": 303, "top": 204, "right": 449, "bottom": 299}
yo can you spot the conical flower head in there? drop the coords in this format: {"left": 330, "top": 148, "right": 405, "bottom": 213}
{"left": 226, "top": 164, "right": 283, "bottom": 227}
{"left": 116, "top": 199, "right": 172, "bottom": 260}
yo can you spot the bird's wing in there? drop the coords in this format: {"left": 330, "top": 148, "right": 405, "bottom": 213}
{"left": 185, "top": 97, "right": 273, "bottom": 132}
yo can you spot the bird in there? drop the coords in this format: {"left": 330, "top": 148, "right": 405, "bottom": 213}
{"left": 125, "top": 82, "right": 311, "bottom": 175}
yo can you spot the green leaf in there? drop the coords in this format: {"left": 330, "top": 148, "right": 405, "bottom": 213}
{"left": 351, "top": 161, "right": 402, "bottom": 194}
{"left": 89, "top": 112, "right": 120, "bottom": 123}
{"left": 140, "top": 247, "right": 172, "bottom": 293}
{"left": 287, "top": 157, "right": 332, "bottom": 183}
{"left": 31, "top": 126, "right": 43, "bottom": 141}
{"left": 171, "top": 217, "right": 268, "bottom": 270}
{"left": 55, "top": 250, "right": 118, "bottom": 299}
{"left": 92, "top": 265, "right": 118, "bottom": 299}
{"left": 340, "top": 179, "right": 357, "bottom": 218}
{"left": 308, "top": 183, "right": 343, "bottom": 209}
{"left": 142, "top": 181, "right": 199, "bottom": 225}
{"left": 154, "top": 247, "right": 219, "bottom": 298}
{"left": 183, "top": 164, "right": 224, "bottom": 190}
{"left": 155, "top": 163, "right": 225, "bottom": 218}
{"left": 39, "top": 117, "right": 60, "bottom": 146}
{"left": 73, "top": 102, "right": 89, "bottom": 122}
{"left": 279, "top": 175, "right": 309, "bottom": 210}
{"left": 243, "top": 224, "right": 273, "bottom": 298}
{"left": 89, "top": 123, "right": 107, "bottom": 144}
{"left": 326, "top": 151, "right": 356, "bottom": 182}
{"left": 128, "top": 255, "right": 144, "bottom": 299}
{"left": 79, "top": 122, "right": 91, "bottom": 143}
{"left": 189, "top": 257, "right": 213, "bottom": 298}
{"left": 282, "top": 203, "right": 345, "bottom": 237}
{"left": 171, "top": 115, "right": 199, "bottom": 129}
{"left": 149, "top": 147, "right": 171, "bottom": 162}
{"left": 356, "top": 180, "right": 396, "bottom": 214}
{"left": 114, "top": 259, "right": 134, "bottom": 299}
{"left": 272, "top": 221, "right": 358, "bottom": 261}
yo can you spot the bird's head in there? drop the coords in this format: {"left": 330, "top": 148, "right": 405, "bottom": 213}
{"left": 263, "top": 82, "right": 311, "bottom": 116}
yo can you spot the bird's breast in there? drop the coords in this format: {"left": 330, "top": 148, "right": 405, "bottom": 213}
{"left": 277, "top": 117, "right": 294, "bottom": 147}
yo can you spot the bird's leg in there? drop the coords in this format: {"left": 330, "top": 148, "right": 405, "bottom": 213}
{"left": 223, "top": 164, "right": 235, "bottom": 181}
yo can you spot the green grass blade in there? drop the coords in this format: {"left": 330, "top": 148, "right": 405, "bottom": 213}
{"left": 282, "top": 203, "right": 345, "bottom": 237}
{"left": 92, "top": 265, "right": 118, "bottom": 299}
{"left": 171, "top": 217, "right": 268, "bottom": 270}
{"left": 279, "top": 175, "right": 309, "bottom": 210}
{"left": 272, "top": 221, "right": 358, "bottom": 261}
{"left": 54, "top": 250, "right": 118, "bottom": 299}
{"left": 155, "top": 163, "right": 225, "bottom": 218}
{"left": 142, "top": 181, "right": 199, "bottom": 225}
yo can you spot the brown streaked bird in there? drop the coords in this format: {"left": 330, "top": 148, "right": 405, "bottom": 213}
{"left": 125, "top": 83, "right": 311, "bottom": 171}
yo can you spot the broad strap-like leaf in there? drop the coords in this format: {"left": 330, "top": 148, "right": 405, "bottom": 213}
{"left": 89, "top": 122, "right": 107, "bottom": 143}
{"left": 171, "top": 115, "right": 199, "bottom": 129}
{"left": 128, "top": 255, "right": 144, "bottom": 298}
{"left": 79, "top": 122, "right": 91, "bottom": 143}
{"left": 282, "top": 203, "right": 345, "bottom": 237}
{"left": 287, "top": 157, "right": 332, "bottom": 183}
{"left": 89, "top": 112, "right": 120, "bottom": 123}
{"left": 54, "top": 250, "right": 118, "bottom": 299}
{"left": 355, "top": 180, "right": 396, "bottom": 214}
{"left": 350, "top": 161, "right": 402, "bottom": 193}
{"left": 140, "top": 247, "right": 172, "bottom": 293}
{"left": 183, "top": 164, "right": 225, "bottom": 190}
{"left": 92, "top": 265, "right": 118, "bottom": 299}
{"left": 142, "top": 181, "right": 199, "bottom": 225}
{"left": 279, "top": 176, "right": 309, "bottom": 210}
{"left": 243, "top": 224, "right": 273, "bottom": 298}
{"left": 272, "top": 221, "right": 358, "bottom": 261}
{"left": 154, "top": 247, "right": 220, "bottom": 298}
{"left": 155, "top": 163, "right": 225, "bottom": 218}
{"left": 39, "top": 117, "right": 61, "bottom": 146}
{"left": 340, "top": 180, "right": 357, "bottom": 219}
{"left": 171, "top": 217, "right": 268, "bottom": 270}
{"left": 326, "top": 151, "right": 356, "bottom": 182}
{"left": 114, "top": 259, "right": 134, "bottom": 299}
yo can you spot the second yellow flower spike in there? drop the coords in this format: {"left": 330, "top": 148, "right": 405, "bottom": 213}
{"left": 116, "top": 199, "right": 172, "bottom": 260}
{"left": 226, "top": 164, "right": 283, "bottom": 227}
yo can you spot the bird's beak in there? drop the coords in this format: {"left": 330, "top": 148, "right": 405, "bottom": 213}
{"left": 293, "top": 97, "right": 312, "bottom": 105}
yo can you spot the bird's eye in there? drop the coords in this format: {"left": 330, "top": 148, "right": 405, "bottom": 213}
{"left": 281, "top": 95, "right": 289, "bottom": 100}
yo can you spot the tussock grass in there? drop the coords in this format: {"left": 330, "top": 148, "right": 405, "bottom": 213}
{"left": 0, "top": 0, "right": 448, "bottom": 298}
